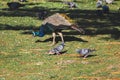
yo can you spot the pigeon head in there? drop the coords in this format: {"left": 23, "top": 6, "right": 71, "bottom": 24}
{"left": 90, "top": 48, "right": 96, "bottom": 52}
{"left": 76, "top": 49, "right": 81, "bottom": 53}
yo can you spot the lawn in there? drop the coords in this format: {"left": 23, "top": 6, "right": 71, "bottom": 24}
{"left": 0, "top": 0, "right": 120, "bottom": 80}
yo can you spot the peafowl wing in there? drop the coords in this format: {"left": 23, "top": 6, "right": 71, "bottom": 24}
{"left": 42, "top": 13, "right": 84, "bottom": 33}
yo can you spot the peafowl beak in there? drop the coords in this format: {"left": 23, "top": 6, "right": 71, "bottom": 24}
{"left": 32, "top": 31, "right": 45, "bottom": 37}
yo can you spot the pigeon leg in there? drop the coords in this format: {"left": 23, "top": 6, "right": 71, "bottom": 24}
{"left": 58, "top": 32, "right": 64, "bottom": 43}
{"left": 57, "top": 52, "right": 61, "bottom": 55}
{"left": 83, "top": 52, "right": 90, "bottom": 58}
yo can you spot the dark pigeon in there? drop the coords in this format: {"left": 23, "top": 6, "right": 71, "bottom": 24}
{"left": 102, "top": 5, "right": 109, "bottom": 14}
{"left": 37, "top": 10, "right": 48, "bottom": 20}
{"left": 7, "top": 2, "right": 25, "bottom": 10}
{"left": 32, "top": 13, "right": 84, "bottom": 45}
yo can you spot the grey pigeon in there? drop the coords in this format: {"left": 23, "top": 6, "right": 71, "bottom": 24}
{"left": 32, "top": 13, "right": 84, "bottom": 46}
{"left": 96, "top": 0, "right": 103, "bottom": 8}
{"left": 104, "top": 0, "right": 114, "bottom": 4}
{"left": 64, "top": 1, "right": 78, "bottom": 8}
{"left": 48, "top": 42, "right": 65, "bottom": 55}
{"left": 76, "top": 48, "right": 96, "bottom": 58}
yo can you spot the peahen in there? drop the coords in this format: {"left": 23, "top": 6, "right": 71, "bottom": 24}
{"left": 32, "top": 13, "right": 84, "bottom": 45}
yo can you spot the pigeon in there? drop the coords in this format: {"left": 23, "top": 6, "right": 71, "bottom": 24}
{"left": 7, "top": 2, "right": 25, "bottom": 10}
{"left": 37, "top": 10, "right": 48, "bottom": 20}
{"left": 48, "top": 42, "right": 65, "bottom": 55}
{"left": 105, "top": 0, "right": 114, "bottom": 4}
{"left": 96, "top": 0, "right": 103, "bottom": 8}
{"left": 102, "top": 5, "right": 109, "bottom": 14}
{"left": 64, "top": 1, "right": 78, "bottom": 8}
{"left": 76, "top": 48, "right": 96, "bottom": 58}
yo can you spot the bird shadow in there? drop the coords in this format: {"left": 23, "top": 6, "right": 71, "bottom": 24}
{"left": 56, "top": 50, "right": 68, "bottom": 55}
{"left": 48, "top": 50, "right": 67, "bottom": 55}
{"left": 84, "top": 54, "right": 97, "bottom": 58}
{"left": 60, "top": 50, "right": 68, "bottom": 54}
{"left": 76, "top": 54, "right": 97, "bottom": 58}
{"left": 35, "top": 36, "right": 88, "bottom": 43}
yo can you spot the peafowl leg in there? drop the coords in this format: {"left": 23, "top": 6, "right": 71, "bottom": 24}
{"left": 58, "top": 32, "right": 64, "bottom": 43}
{"left": 51, "top": 32, "right": 56, "bottom": 46}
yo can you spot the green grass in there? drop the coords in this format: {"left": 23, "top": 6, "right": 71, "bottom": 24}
{"left": 0, "top": 0, "right": 120, "bottom": 80}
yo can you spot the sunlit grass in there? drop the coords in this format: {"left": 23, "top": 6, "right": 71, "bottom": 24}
{"left": 0, "top": 0, "right": 120, "bottom": 80}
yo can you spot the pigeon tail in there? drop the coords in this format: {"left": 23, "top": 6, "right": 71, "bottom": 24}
{"left": 76, "top": 49, "right": 81, "bottom": 54}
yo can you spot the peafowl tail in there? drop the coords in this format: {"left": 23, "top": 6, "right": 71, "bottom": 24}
{"left": 71, "top": 24, "right": 85, "bottom": 34}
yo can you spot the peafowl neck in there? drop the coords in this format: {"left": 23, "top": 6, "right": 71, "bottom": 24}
{"left": 38, "top": 25, "right": 45, "bottom": 37}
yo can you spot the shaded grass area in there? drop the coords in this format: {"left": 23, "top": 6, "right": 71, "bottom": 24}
{"left": 0, "top": 1, "right": 119, "bottom": 39}
{"left": 0, "top": 0, "right": 120, "bottom": 80}
{"left": 0, "top": 31, "right": 120, "bottom": 79}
